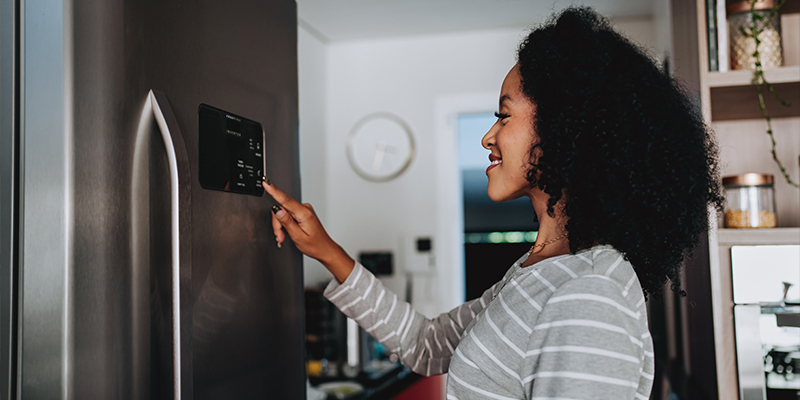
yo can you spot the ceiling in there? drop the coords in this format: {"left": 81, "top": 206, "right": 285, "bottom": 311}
{"left": 296, "top": 0, "right": 658, "bottom": 42}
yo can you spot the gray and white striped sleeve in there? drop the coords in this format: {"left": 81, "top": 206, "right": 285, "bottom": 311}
{"left": 324, "top": 262, "right": 498, "bottom": 376}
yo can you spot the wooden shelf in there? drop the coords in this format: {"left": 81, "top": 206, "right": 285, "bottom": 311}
{"left": 708, "top": 66, "right": 800, "bottom": 87}
{"left": 717, "top": 227, "right": 800, "bottom": 244}
{"left": 782, "top": 0, "right": 800, "bottom": 15}
{"left": 710, "top": 79, "right": 800, "bottom": 121}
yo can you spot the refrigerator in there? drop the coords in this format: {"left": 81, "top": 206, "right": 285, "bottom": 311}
{"left": 0, "top": 0, "right": 306, "bottom": 398}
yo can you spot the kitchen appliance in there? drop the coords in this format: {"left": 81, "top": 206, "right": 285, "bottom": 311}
{"left": 305, "top": 287, "right": 347, "bottom": 379}
{"left": 0, "top": 0, "right": 305, "bottom": 398}
{"left": 731, "top": 244, "right": 800, "bottom": 400}
{"left": 305, "top": 288, "right": 400, "bottom": 385}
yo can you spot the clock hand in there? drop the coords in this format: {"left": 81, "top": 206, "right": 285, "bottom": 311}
{"left": 372, "top": 141, "right": 388, "bottom": 173}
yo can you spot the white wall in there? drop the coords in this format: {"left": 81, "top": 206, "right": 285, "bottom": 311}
{"left": 652, "top": 0, "right": 673, "bottom": 63}
{"left": 615, "top": 16, "right": 658, "bottom": 57}
{"left": 298, "top": 18, "right": 660, "bottom": 315}
{"left": 298, "top": 25, "right": 332, "bottom": 286}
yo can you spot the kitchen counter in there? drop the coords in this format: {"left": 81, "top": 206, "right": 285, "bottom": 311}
{"left": 310, "top": 364, "right": 423, "bottom": 400}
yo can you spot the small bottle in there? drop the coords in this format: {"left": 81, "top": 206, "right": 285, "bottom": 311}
{"left": 722, "top": 173, "right": 777, "bottom": 228}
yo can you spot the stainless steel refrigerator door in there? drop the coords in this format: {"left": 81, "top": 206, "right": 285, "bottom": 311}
{"left": 19, "top": 0, "right": 305, "bottom": 398}
{"left": 140, "top": 1, "right": 305, "bottom": 398}
{"left": 20, "top": 1, "right": 72, "bottom": 398}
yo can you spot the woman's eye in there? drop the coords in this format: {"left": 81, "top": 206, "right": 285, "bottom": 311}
{"left": 494, "top": 112, "right": 510, "bottom": 120}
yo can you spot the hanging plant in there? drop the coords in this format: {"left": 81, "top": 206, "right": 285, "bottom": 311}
{"left": 743, "top": 0, "right": 799, "bottom": 188}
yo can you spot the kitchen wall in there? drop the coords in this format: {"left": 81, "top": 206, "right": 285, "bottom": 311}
{"left": 298, "top": 25, "right": 330, "bottom": 286}
{"left": 298, "top": 17, "right": 663, "bottom": 316}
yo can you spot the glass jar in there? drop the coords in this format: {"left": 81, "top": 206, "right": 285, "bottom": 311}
{"left": 728, "top": 0, "right": 783, "bottom": 70}
{"left": 723, "top": 173, "right": 776, "bottom": 228}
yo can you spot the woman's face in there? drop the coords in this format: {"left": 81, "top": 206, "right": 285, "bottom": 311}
{"left": 481, "top": 65, "right": 540, "bottom": 203}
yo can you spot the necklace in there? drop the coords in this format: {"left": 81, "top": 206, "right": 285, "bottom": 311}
{"left": 529, "top": 233, "right": 568, "bottom": 254}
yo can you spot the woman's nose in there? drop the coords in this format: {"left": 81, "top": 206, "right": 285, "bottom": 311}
{"left": 482, "top": 122, "right": 499, "bottom": 150}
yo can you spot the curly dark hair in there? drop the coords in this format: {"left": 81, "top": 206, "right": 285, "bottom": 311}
{"left": 517, "top": 7, "right": 724, "bottom": 298}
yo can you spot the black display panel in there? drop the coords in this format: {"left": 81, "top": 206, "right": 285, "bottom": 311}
{"left": 198, "top": 104, "right": 264, "bottom": 196}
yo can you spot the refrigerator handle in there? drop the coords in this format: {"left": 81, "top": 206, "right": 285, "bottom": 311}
{"left": 151, "top": 90, "right": 193, "bottom": 399}
{"left": 133, "top": 90, "right": 193, "bottom": 399}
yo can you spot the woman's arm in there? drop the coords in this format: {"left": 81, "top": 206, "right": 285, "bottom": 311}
{"left": 324, "top": 261, "right": 499, "bottom": 376}
{"left": 261, "top": 180, "right": 495, "bottom": 375}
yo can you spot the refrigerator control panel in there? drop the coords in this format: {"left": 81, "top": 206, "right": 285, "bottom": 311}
{"left": 198, "top": 104, "right": 264, "bottom": 196}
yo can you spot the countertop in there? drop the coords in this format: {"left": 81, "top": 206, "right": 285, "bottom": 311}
{"left": 309, "top": 364, "right": 423, "bottom": 400}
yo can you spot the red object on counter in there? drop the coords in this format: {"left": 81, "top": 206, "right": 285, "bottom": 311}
{"left": 391, "top": 374, "right": 445, "bottom": 400}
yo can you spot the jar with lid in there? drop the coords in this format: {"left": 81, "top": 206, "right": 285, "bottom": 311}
{"left": 722, "top": 173, "right": 777, "bottom": 228}
{"left": 727, "top": 0, "right": 783, "bottom": 70}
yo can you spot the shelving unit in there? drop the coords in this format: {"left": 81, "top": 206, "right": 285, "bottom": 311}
{"left": 697, "top": 7, "right": 800, "bottom": 228}
{"left": 692, "top": 2, "right": 800, "bottom": 399}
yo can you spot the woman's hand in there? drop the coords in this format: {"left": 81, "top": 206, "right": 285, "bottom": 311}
{"left": 262, "top": 179, "right": 355, "bottom": 283}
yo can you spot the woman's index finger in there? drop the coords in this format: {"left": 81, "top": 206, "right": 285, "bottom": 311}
{"left": 262, "top": 180, "right": 304, "bottom": 212}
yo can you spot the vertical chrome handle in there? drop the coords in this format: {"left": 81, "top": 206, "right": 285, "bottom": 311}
{"left": 150, "top": 90, "right": 192, "bottom": 400}
{"left": 132, "top": 90, "right": 192, "bottom": 400}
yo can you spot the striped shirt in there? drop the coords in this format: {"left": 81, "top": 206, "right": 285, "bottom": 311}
{"left": 324, "top": 245, "right": 654, "bottom": 399}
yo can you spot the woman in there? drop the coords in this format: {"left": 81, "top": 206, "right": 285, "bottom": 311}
{"left": 264, "top": 7, "right": 723, "bottom": 399}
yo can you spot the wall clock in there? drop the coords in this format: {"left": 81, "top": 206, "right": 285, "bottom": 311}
{"left": 346, "top": 112, "right": 415, "bottom": 182}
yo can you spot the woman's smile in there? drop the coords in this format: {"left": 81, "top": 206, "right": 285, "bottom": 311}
{"left": 486, "top": 154, "right": 502, "bottom": 174}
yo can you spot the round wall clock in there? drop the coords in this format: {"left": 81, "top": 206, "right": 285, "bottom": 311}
{"left": 346, "top": 112, "right": 415, "bottom": 182}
